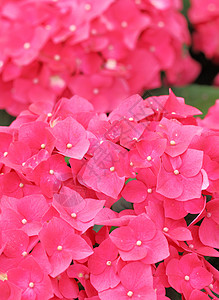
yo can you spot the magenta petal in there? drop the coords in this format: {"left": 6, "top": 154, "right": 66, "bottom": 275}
{"left": 52, "top": 116, "right": 89, "bottom": 159}
{"left": 3, "top": 229, "right": 29, "bottom": 257}
{"left": 99, "top": 284, "right": 128, "bottom": 300}
{"left": 90, "top": 267, "right": 120, "bottom": 292}
{"left": 157, "top": 165, "right": 183, "bottom": 198}
{"left": 49, "top": 250, "right": 72, "bottom": 278}
{"left": 190, "top": 267, "right": 212, "bottom": 289}
{"left": 207, "top": 199, "right": 219, "bottom": 224}
{"left": 119, "top": 244, "right": 148, "bottom": 261}
{"left": 189, "top": 289, "right": 210, "bottom": 300}
{"left": 168, "top": 226, "right": 192, "bottom": 241}
{"left": 121, "top": 180, "right": 147, "bottom": 203}
{"left": 166, "top": 259, "right": 183, "bottom": 292}
{"left": 0, "top": 281, "right": 22, "bottom": 300}
{"left": 199, "top": 218, "right": 219, "bottom": 248}
{"left": 129, "top": 214, "right": 156, "bottom": 241}
{"left": 180, "top": 149, "right": 203, "bottom": 177}
{"left": 176, "top": 173, "right": 203, "bottom": 201}
{"left": 142, "top": 231, "right": 169, "bottom": 264}
{"left": 120, "top": 262, "right": 153, "bottom": 290}
{"left": 59, "top": 272, "right": 79, "bottom": 299}
{"left": 110, "top": 227, "right": 135, "bottom": 251}
{"left": 66, "top": 234, "right": 93, "bottom": 260}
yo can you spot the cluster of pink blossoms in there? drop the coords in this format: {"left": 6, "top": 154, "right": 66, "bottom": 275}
{"left": 0, "top": 91, "right": 218, "bottom": 299}
{"left": 189, "top": 0, "right": 219, "bottom": 86}
{"left": 0, "top": 0, "right": 200, "bottom": 115}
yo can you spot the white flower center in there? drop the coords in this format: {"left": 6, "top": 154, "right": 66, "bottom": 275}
{"left": 127, "top": 291, "right": 133, "bottom": 297}
{"left": 69, "top": 24, "right": 77, "bottom": 32}
{"left": 136, "top": 240, "right": 142, "bottom": 246}
{"left": 66, "top": 143, "right": 73, "bottom": 149}
{"left": 23, "top": 42, "right": 31, "bottom": 49}
{"left": 121, "top": 21, "right": 128, "bottom": 28}
{"left": 29, "top": 282, "right": 34, "bottom": 288}
{"left": 84, "top": 3, "right": 91, "bottom": 10}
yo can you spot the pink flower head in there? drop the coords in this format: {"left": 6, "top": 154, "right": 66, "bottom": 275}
{"left": 3, "top": 141, "right": 32, "bottom": 171}
{"left": 166, "top": 253, "right": 213, "bottom": 299}
{"left": 99, "top": 262, "right": 156, "bottom": 299}
{"left": 199, "top": 198, "right": 219, "bottom": 248}
{"left": 79, "top": 141, "right": 127, "bottom": 199}
{"left": 103, "top": 0, "right": 150, "bottom": 48}
{"left": 51, "top": 116, "right": 90, "bottom": 159}
{"left": 0, "top": 280, "right": 21, "bottom": 300}
{"left": 157, "top": 149, "right": 205, "bottom": 201}
{"left": 1, "top": 194, "right": 49, "bottom": 236}
{"left": 179, "top": 225, "right": 219, "bottom": 257}
{"left": 6, "top": 24, "right": 49, "bottom": 66}
{"left": 189, "top": 0, "right": 219, "bottom": 62}
{"left": 68, "top": 264, "right": 97, "bottom": 298}
{"left": 201, "top": 99, "right": 219, "bottom": 130}
{"left": 2, "top": 229, "right": 34, "bottom": 260}
{"left": 157, "top": 117, "right": 203, "bottom": 157}
{"left": 108, "top": 94, "right": 154, "bottom": 123}
{"left": 51, "top": 270, "right": 79, "bottom": 299}
{"left": 0, "top": 171, "right": 39, "bottom": 199}
{"left": 53, "top": 186, "right": 105, "bottom": 233}
{"left": 39, "top": 217, "right": 93, "bottom": 277}
{"left": 110, "top": 214, "right": 169, "bottom": 263}
{"left": 33, "top": 154, "right": 72, "bottom": 198}
{"left": 7, "top": 256, "right": 53, "bottom": 300}
{"left": 146, "top": 201, "right": 193, "bottom": 243}
{"left": 18, "top": 121, "right": 56, "bottom": 155}
{"left": 163, "top": 89, "right": 202, "bottom": 118}
{"left": 88, "top": 238, "right": 120, "bottom": 292}
{"left": 0, "top": 132, "right": 13, "bottom": 161}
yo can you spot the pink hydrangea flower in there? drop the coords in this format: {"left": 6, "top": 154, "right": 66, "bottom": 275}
{"left": 39, "top": 217, "right": 93, "bottom": 277}
{"left": 88, "top": 238, "right": 120, "bottom": 292}
{"left": 7, "top": 256, "right": 53, "bottom": 300}
{"left": 189, "top": 0, "right": 219, "bottom": 63}
{"left": 0, "top": 0, "right": 199, "bottom": 115}
{"left": 110, "top": 214, "right": 169, "bottom": 263}
{"left": 99, "top": 262, "right": 156, "bottom": 299}
{"left": 157, "top": 149, "right": 205, "bottom": 201}
{"left": 166, "top": 253, "right": 213, "bottom": 299}
{"left": 0, "top": 91, "right": 218, "bottom": 299}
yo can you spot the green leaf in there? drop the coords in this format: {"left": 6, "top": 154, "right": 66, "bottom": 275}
{"left": 181, "top": 0, "right": 191, "bottom": 19}
{"left": 93, "top": 225, "right": 103, "bottom": 233}
{"left": 109, "top": 226, "right": 118, "bottom": 233}
{"left": 0, "top": 110, "right": 15, "bottom": 126}
{"left": 147, "top": 85, "right": 219, "bottom": 118}
{"left": 111, "top": 197, "right": 133, "bottom": 213}
{"left": 65, "top": 156, "right": 71, "bottom": 165}
{"left": 166, "top": 287, "right": 182, "bottom": 300}
{"left": 125, "top": 177, "right": 136, "bottom": 184}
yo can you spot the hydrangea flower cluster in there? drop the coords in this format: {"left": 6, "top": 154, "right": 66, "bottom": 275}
{"left": 0, "top": 91, "right": 218, "bottom": 299}
{"left": 189, "top": 0, "right": 219, "bottom": 63}
{"left": 189, "top": 0, "right": 219, "bottom": 86}
{"left": 0, "top": 0, "right": 200, "bottom": 115}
